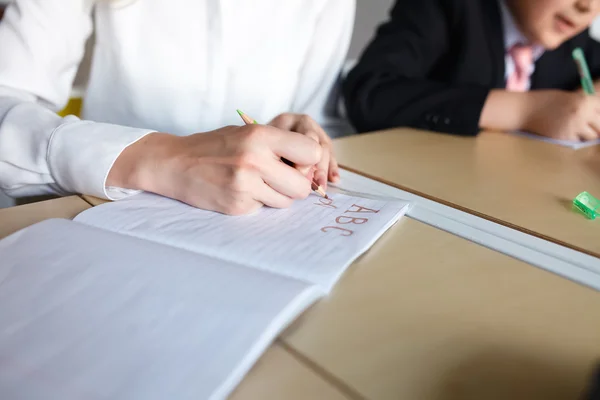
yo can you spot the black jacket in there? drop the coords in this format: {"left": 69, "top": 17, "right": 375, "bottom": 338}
{"left": 343, "top": 0, "right": 600, "bottom": 135}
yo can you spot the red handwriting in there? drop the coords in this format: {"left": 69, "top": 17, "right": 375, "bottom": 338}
{"left": 315, "top": 198, "right": 337, "bottom": 209}
{"left": 320, "top": 201, "right": 381, "bottom": 237}
{"left": 321, "top": 226, "right": 353, "bottom": 236}
{"left": 345, "top": 204, "right": 380, "bottom": 214}
{"left": 336, "top": 216, "right": 368, "bottom": 225}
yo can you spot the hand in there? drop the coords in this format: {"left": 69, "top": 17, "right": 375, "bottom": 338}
{"left": 108, "top": 124, "right": 322, "bottom": 215}
{"left": 268, "top": 113, "right": 340, "bottom": 189}
{"left": 524, "top": 90, "right": 600, "bottom": 141}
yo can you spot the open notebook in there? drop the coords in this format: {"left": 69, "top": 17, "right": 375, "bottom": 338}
{"left": 0, "top": 192, "right": 409, "bottom": 400}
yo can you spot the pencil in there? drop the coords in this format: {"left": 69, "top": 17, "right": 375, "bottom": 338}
{"left": 573, "top": 48, "right": 596, "bottom": 95}
{"left": 236, "top": 109, "right": 329, "bottom": 199}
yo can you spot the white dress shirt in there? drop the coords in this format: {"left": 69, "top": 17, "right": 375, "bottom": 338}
{"left": 0, "top": 0, "right": 354, "bottom": 200}
{"left": 499, "top": 0, "right": 545, "bottom": 88}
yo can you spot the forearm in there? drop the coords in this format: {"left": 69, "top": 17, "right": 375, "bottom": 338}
{"left": 107, "top": 132, "right": 179, "bottom": 194}
{"left": 479, "top": 90, "right": 538, "bottom": 132}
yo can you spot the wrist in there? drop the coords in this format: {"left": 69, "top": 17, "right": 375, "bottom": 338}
{"left": 521, "top": 90, "right": 566, "bottom": 133}
{"left": 480, "top": 90, "right": 537, "bottom": 132}
{"left": 107, "top": 132, "right": 182, "bottom": 193}
{"left": 515, "top": 91, "right": 540, "bottom": 132}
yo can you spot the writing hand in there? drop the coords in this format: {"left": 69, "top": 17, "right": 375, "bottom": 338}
{"left": 108, "top": 124, "right": 322, "bottom": 215}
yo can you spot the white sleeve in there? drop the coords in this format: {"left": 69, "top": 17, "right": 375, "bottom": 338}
{"left": 290, "top": 0, "right": 356, "bottom": 123}
{"left": 0, "top": 0, "right": 153, "bottom": 200}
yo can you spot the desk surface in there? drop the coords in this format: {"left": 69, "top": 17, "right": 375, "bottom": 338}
{"left": 335, "top": 129, "right": 600, "bottom": 257}
{"left": 230, "top": 343, "right": 350, "bottom": 400}
{"left": 3, "top": 190, "right": 600, "bottom": 399}
{"left": 0, "top": 196, "right": 91, "bottom": 240}
{"left": 283, "top": 217, "right": 600, "bottom": 400}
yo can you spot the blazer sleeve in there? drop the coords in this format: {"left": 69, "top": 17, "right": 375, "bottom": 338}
{"left": 584, "top": 30, "right": 600, "bottom": 80}
{"left": 343, "top": 0, "right": 490, "bottom": 136}
{"left": 583, "top": 363, "right": 600, "bottom": 400}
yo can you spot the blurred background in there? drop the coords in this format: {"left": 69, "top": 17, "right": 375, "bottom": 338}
{"left": 0, "top": 0, "right": 599, "bottom": 207}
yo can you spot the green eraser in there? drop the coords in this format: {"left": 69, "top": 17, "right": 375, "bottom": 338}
{"left": 573, "top": 192, "right": 600, "bottom": 220}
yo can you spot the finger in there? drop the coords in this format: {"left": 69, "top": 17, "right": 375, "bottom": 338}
{"left": 293, "top": 129, "right": 320, "bottom": 177}
{"left": 590, "top": 112, "right": 600, "bottom": 132}
{"left": 268, "top": 115, "right": 333, "bottom": 180}
{"left": 328, "top": 149, "right": 340, "bottom": 183}
{"left": 294, "top": 116, "right": 337, "bottom": 186}
{"left": 307, "top": 166, "right": 316, "bottom": 183}
{"left": 268, "top": 113, "right": 296, "bottom": 130}
{"left": 589, "top": 119, "right": 600, "bottom": 137}
{"left": 258, "top": 157, "right": 312, "bottom": 200}
{"left": 580, "top": 125, "right": 600, "bottom": 141}
{"left": 262, "top": 125, "right": 322, "bottom": 167}
{"left": 253, "top": 180, "right": 295, "bottom": 209}
{"left": 304, "top": 120, "right": 340, "bottom": 184}
{"left": 314, "top": 141, "right": 330, "bottom": 190}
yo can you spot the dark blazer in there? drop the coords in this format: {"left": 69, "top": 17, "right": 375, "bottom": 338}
{"left": 584, "top": 363, "right": 600, "bottom": 400}
{"left": 343, "top": 0, "right": 600, "bottom": 136}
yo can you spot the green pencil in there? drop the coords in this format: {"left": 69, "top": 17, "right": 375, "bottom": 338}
{"left": 573, "top": 48, "right": 596, "bottom": 95}
{"left": 237, "top": 109, "right": 258, "bottom": 125}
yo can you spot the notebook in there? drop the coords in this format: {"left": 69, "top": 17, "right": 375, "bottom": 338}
{"left": 511, "top": 131, "right": 600, "bottom": 149}
{"left": 0, "top": 192, "right": 409, "bottom": 400}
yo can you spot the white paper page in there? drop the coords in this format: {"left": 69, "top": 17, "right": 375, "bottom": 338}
{"left": 0, "top": 219, "right": 321, "bottom": 400}
{"left": 511, "top": 131, "right": 600, "bottom": 149}
{"left": 75, "top": 193, "right": 409, "bottom": 292}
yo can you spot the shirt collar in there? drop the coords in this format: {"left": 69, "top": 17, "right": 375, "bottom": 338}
{"left": 499, "top": 0, "right": 545, "bottom": 60}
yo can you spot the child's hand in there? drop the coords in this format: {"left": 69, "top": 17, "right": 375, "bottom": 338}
{"left": 524, "top": 91, "right": 600, "bottom": 142}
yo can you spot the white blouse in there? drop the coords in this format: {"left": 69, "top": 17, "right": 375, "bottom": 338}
{"left": 0, "top": 0, "right": 354, "bottom": 199}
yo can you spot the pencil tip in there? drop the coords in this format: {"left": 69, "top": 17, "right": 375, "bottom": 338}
{"left": 236, "top": 109, "right": 244, "bottom": 117}
{"left": 324, "top": 194, "right": 330, "bottom": 200}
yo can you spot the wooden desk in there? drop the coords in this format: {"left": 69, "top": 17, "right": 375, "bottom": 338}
{"left": 335, "top": 129, "right": 600, "bottom": 257}
{"left": 0, "top": 197, "right": 351, "bottom": 400}
{"left": 81, "top": 195, "right": 109, "bottom": 207}
{"left": 4, "top": 194, "right": 599, "bottom": 399}
{"left": 282, "top": 217, "right": 600, "bottom": 400}
{"left": 0, "top": 196, "right": 91, "bottom": 239}
{"left": 230, "top": 343, "right": 350, "bottom": 400}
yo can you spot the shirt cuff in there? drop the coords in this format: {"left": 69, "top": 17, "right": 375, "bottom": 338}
{"left": 47, "top": 118, "right": 155, "bottom": 200}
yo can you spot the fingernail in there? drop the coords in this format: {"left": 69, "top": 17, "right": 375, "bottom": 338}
{"left": 316, "top": 171, "right": 327, "bottom": 186}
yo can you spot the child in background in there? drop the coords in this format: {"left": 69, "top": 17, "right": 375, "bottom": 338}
{"left": 344, "top": 0, "right": 600, "bottom": 141}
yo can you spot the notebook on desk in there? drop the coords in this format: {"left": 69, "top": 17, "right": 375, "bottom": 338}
{"left": 0, "top": 192, "right": 409, "bottom": 400}
{"left": 511, "top": 131, "right": 600, "bottom": 149}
